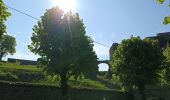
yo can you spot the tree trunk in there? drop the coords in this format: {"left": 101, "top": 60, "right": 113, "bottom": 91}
{"left": 60, "top": 71, "right": 69, "bottom": 100}
{"left": 138, "top": 85, "right": 146, "bottom": 100}
{"left": 0, "top": 53, "right": 3, "bottom": 61}
{"left": 0, "top": 52, "right": 5, "bottom": 61}
{"left": 107, "top": 63, "right": 112, "bottom": 79}
{"left": 126, "top": 88, "right": 134, "bottom": 100}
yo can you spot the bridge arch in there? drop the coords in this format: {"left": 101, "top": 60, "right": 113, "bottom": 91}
{"left": 97, "top": 60, "right": 112, "bottom": 79}
{"left": 98, "top": 63, "right": 109, "bottom": 71}
{"left": 97, "top": 60, "right": 110, "bottom": 71}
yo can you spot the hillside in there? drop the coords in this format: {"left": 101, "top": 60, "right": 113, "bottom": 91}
{"left": 0, "top": 61, "right": 109, "bottom": 90}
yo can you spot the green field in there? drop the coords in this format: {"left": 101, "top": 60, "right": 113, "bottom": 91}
{"left": 0, "top": 61, "right": 109, "bottom": 90}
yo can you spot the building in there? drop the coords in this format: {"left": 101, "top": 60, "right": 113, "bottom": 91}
{"left": 7, "top": 58, "right": 37, "bottom": 65}
{"left": 109, "top": 43, "right": 119, "bottom": 60}
{"left": 109, "top": 32, "right": 170, "bottom": 60}
{"left": 147, "top": 32, "right": 170, "bottom": 48}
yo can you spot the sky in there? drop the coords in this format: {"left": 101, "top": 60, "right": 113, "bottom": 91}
{"left": 3, "top": 0, "right": 170, "bottom": 71}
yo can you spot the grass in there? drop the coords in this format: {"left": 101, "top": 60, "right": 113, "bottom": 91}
{"left": 0, "top": 61, "right": 109, "bottom": 90}
{"left": 0, "top": 61, "right": 42, "bottom": 72}
{"left": 0, "top": 61, "right": 44, "bottom": 82}
{"left": 69, "top": 79, "right": 109, "bottom": 90}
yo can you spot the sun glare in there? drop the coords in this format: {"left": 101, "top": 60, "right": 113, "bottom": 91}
{"left": 51, "top": 0, "right": 77, "bottom": 12}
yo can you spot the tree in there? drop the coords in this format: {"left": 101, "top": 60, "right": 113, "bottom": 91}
{"left": 162, "top": 45, "right": 170, "bottom": 83}
{"left": 157, "top": 0, "right": 170, "bottom": 25}
{"left": 0, "top": 35, "right": 16, "bottom": 61}
{"left": 111, "top": 37, "right": 163, "bottom": 100}
{"left": 0, "top": 0, "right": 11, "bottom": 38}
{"left": 28, "top": 7, "right": 98, "bottom": 100}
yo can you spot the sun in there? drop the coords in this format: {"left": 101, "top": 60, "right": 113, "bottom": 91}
{"left": 51, "top": 0, "right": 77, "bottom": 12}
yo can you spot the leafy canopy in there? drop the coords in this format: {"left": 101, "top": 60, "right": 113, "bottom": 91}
{"left": 0, "top": 0, "right": 11, "bottom": 37}
{"left": 111, "top": 37, "right": 163, "bottom": 90}
{"left": 0, "top": 35, "right": 16, "bottom": 60}
{"left": 28, "top": 7, "right": 98, "bottom": 80}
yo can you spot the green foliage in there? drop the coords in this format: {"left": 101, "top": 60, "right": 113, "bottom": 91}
{"left": 28, "top": 7, "right": 98, "bottom": 99}
{"left": 29, "top": 7, "right": 97, "bottom": 82}
{"left": 0, "top": 0, "right": 11, "bottom": 37}
{"left": 111, "top": 36, "right": 163, "bottom": 100}
{"left": 163, "top": 16, "right": 170, "bottom": 25}
{"left": 157, "top": 0, "right": 165, "bottom": 4}
{"left": 0, "top": 35, "right": 16, "bottom": 61}
{"left": 111, "top": 74, "right": 120, "bottom": 84}
{"left": 156, "top": 0, "right": 170, "bottom": 25}
{"left": 162, "top": 45, "right": 170, "bottom": 83}
{"left": 29, "top": 7, "right": 97, "bottom": 77}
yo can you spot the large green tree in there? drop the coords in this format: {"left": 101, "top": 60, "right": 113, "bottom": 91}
{"left": 157, "top": 0, "right": 170, "bottom": 25}
{"left": 0, "top": 0, "right": 11, "bottom": 37}
{"left": 28, "top": 7, "right": 98, "bottom": 100}
{"left": 0, "top": 35, "right": 16, "bottom": 61}
{"left": 111, "top": 37, "right": 163, "bottom": 100}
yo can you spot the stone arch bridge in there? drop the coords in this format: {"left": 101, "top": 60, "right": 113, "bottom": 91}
{"left": 97, "top": 60, "right": 112, "bottom": 79}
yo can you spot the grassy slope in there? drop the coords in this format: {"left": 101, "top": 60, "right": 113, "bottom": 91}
{"left": 0, "top": 62, "right": 109, "bottom": 90}
{"left": 0, "top": 62, "right": 41, "bottom": 72}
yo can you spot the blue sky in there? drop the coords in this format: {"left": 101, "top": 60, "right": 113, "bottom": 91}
{"left": 3, "top": 0, "right": 170, "bottom": 71}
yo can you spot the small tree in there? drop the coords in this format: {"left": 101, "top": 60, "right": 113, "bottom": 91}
{"left": 0, "top": 0, "right": 11, "bottom": 37}
{"left": 28, "top": 7, "right": 98, "bottom": 100}
{"left": 0, "top": 35, "right": 16, "bottom": 61}
{"left": 111, "top": 37, "right": 163, "bottom": 100}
